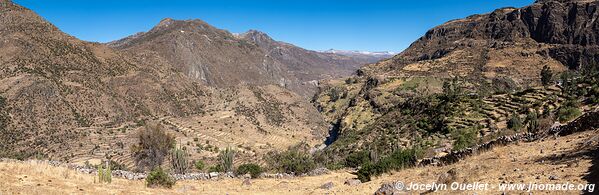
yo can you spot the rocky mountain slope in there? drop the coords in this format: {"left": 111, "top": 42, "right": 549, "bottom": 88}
{"left": 109, "top": 20, "right": 386, "bottom": 96}
{"left": 361, "top": 0, "right": 599, "bottom": 85}
{"left": 0, "top": 0, "right": 327, "bottom": 162}
{"left": 314, "top": 0, "right": 599, "bottom": 162}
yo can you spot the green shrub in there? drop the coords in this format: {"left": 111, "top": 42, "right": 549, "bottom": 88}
{"left": 356, "top": 148, "right": 418, "bottom": 182}
{"left": 146, "top": 167, "right": 175, "bottom": 188}
{"left": 193, "top": 160, "right": 205, "bottom": 171}
{"left": 236, "top": 163, "right": 263, "bottom": 178}
{"left": 208, "top": 165, "right": 222, "bottom": 173}
{"left": 557, "top": 106, "right": 582, "bottom": 123}
{"left": 507, "top": 113, "right": 523, "bottom": 130}
{"left": 218, "top": 147, "right": 235, "bottom": 172}
{"left": 452, "top": 127, "right": 477, "bottom": 150}
{"left": 345, "top": 151, "right": 370, "bottom": 168}
{"left": 267, "top": 146, "right": 316, "bottom": 174}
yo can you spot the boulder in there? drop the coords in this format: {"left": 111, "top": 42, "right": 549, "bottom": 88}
{"left": 374, "top": 181, "right": 408, "bottom": 195}
{"left": 242, "top": 179, "right": 252, "bottom": 186}
{"left": 319, "top": 182, "right": 334, "bottom": 190}
{"left": 344, "top": 179, "right": 361, "bottom": 186}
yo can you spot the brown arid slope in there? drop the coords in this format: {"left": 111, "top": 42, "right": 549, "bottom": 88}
{"left": 0, "top": 129, "right": 596, "bottom": 194}
{"left": 0, "top": 0, "right": 327, "bottom": 163}
{"left": 361, "top": 0, "right": 599, "bottom": 86}
{"left": 313, "top": 0, "right": 599, "bottom": 162}
{"left": 324, "top": 0, "right": 599, "bottom": 79}
{"left": 108, "top": 19, "right": 386, "bottom": 96}
{"left": 0, "top": 0, "right": 202, "bottom": 158}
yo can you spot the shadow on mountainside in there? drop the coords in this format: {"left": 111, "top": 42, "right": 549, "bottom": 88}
{"left": 583, "top": 146, "right": 598, "bottom": 195}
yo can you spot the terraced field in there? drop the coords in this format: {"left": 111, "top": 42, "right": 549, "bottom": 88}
{"left": 446, "top": 86, "right": 566, "bottom": 137}
{"left": 59, "top": 85, "right": 328, "bottom": 170}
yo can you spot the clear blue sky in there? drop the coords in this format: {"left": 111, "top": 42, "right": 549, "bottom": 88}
{"left": 14, "top": 0, "right": 533, "bottom": 52}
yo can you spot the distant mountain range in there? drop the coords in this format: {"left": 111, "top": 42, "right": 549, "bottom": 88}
{"left": 320, "top": 49, "right": 397, "bottom": 57}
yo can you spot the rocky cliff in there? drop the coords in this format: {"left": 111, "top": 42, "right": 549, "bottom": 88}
{"left": 363, "top": 0, "right": 599, "bottom": 86}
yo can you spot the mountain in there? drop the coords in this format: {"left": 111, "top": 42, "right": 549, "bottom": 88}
{"left": 237, "top": 30, "right": 389, "bottom": 86}
{"left": 361, "top": 0, "right": 599, "bottom": 86}
{"left": 320, "top": 49, "right": 395, "bottom": 65}
{"left": 313, "top": 0, "right": 599, "bottom": 162}
{"left": 0, "top": 0, "right": 327, "bottom": 163}
{"left": 321, "top": 49, "right": 396, "bottom": 58}
{"left": 109, "top": 20, "right": 379, "bottom": 96}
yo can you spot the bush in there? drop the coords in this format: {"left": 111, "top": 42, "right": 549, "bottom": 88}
{"left": 236, "top": 163, "right": 263, "bottom": 178}
{"left": 218, "top": 147, "right": 235, "bottom": 172}
{"left": 556, "top": 99, "right": 582, "bottom": 123}
{"left": 170, "top": 147, "right": 189, "bottom": 174}
{"left": 356, "top": 148, "right": 418, "bottom": 182}
{"left": 452, "top": 127, "right": 477, "bottom": 150}
{"left": 146, "top": 167, "right": 175, "bottom": 188}
{"left": 193, "top": 160, "right": 205, "bottom": 171}
{"left": 208, "top": 165, "right": 222, "bottom": 173}
{"left": 557, "top": 106, "right": 582, "bottom": 123}
{"left": 267, "top": 144, "right": 316, "bottom": 174}
{"left": 345, "top": 151, "right": 370, "bottom": 168}
{"left": 130, "top": 124, "right": 175, "bottom": 171}
{"left": 106, "top": 160, "right": 127, "bottom": 171}
{"left": 507, "top": 113, "right": 523, "bottom": 131}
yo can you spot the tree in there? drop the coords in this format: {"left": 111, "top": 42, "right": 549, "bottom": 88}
{"left": 541, "top": 65, "right": 553, "bottom": 87}
{"left": 131, "top": 124, "right": 175, "bottom": 171}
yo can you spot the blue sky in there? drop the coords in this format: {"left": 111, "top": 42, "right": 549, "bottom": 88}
{"left": 14, "top": 0, "right": 533, "bottom": 52}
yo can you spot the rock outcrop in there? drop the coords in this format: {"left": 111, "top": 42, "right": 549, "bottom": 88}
{"left": 363, "top": 0, "right": 599, "bottom": 85}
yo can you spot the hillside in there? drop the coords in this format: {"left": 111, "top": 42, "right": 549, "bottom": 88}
{"left": 314, "top": 0, "right": 599, "bottom": 163}
{"left": 0, "top": 0, "right": 597, "bottom": 193}
{"left": 357, "top": 0, "right": 599, "bottom": 89}
{"left": 109, "top": 20, "right": 387, "bottom": 96}
{"left": 0, "top": 0, "right": 207, "bottom": 158}
{"left": 0, "top": 0, "right": 327, "bottom": 164}
{"left": 0, "top": 129, "right": 596, "bottom": 194}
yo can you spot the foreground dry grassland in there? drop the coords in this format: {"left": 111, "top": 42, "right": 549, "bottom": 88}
{"left": 0, "top": 131, "right": 597, "bottom": 195}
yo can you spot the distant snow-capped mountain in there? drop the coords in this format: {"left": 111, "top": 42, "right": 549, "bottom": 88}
{"left": 321, "top": 49, "right": 397, "bottom": 57}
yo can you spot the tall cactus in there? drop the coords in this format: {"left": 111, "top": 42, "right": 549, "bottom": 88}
{"left": 219, "top": 147, "right": 235, "bottom": 172}
{"left": 171, "top": 146, "right": 189, "bottom": 174}
{"left": 97, "top": 162, "right": 112, "bottom": 183}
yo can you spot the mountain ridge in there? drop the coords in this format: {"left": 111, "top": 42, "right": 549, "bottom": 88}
{"left": 0, "top": 2, "right": 328, "bottom": 162}
{"left": 108, "top": 18, "right": 389, "bottom": 96}
{"left": 312, "top": 0, "right": 599, "bottom": 164}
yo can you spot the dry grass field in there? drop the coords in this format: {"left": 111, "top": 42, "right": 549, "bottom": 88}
{"left": 1, "top": 130, "right": 596, "bottom": 195}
